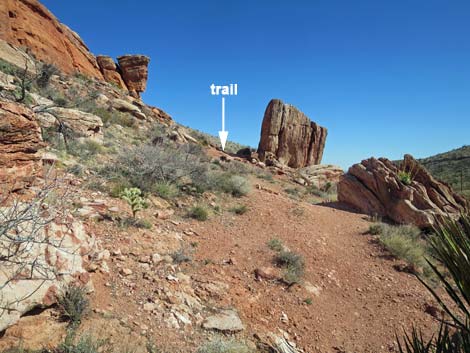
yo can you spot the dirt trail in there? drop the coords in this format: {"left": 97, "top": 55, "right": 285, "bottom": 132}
{"left": 187, "top": 182, "right": 438, "bottom": 352}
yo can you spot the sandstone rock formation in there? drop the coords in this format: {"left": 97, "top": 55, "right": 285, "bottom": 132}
{"left": 338, "top": 155, "right": 469, "bottom": 228}
{"left": 297, "top": 164, "right": 343, "bottom": 188}
{"left": 117, "top": 55, "right": 150, "bottom": 97}
{"left": 0, "top": 0, "right": 103, "bottom": 79}
{"left": 258, "top": 99, "right": 327, "bottom": 168}
{"left": 0, "top": 100, "right": 44, "bottom": 192}
{"left": 96, "top": 55, "right": 126, "bottom": 90}
{"left": 37, "top": 107, "right": 104, "bottom": 142}
{"left": 0, "top": 212, "right": 94, "bottom": 331}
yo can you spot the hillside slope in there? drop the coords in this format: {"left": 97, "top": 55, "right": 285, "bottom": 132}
{"left": 420, "top": 145, "right": 470, "bottom": 198}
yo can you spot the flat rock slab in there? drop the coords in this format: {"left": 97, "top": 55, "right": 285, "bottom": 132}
{"left": 202, "top": 309, "right": 244, "bottom": 332}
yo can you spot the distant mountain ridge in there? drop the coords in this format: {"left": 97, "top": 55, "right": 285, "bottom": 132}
{"left": 420, "top": 145, "right": 470, "bottom": 198}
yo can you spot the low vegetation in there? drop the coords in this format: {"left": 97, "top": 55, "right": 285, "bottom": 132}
{"left": 370, "top": 223, "right": 431, "bottom": 276}
{"left": 196, "top": 339, "right": 252, "bottom": 353}
{"left": 398, "top": 215, "right": 470, "bottom": 352}
{"left": 120, "top": 187, "right": 148, "bottom": 218}
{"left": 57, "top": 284, "right": 89, "bottom": 327}
{"left": 188, "top": 205, "right": 209, "bottom": 221}
{"left": 229, "top": 204, "right": 248, "bottom": 215}
{"left": 267, "top": 238, "right": 284, "bottom": 252}
{"left": 274, "top": 250, "right": 305, "bottom": 285}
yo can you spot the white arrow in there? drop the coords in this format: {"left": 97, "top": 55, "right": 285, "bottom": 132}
{"left": 218, "top": 96, "right": 228, "bottom": 151}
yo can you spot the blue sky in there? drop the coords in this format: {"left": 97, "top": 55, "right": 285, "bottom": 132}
{"left": 41, "top": 0, "right": 470, "bottom": 168}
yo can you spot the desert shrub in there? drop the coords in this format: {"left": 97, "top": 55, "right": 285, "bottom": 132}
{"left": 229, "top": 204, "right": 248, "bottom": 215}
{"left": 57, "top": 284, "right": 89, "bottom": 327}
{"left": 91, "top": 107, "right": 135, "bottom": 128}
{"left": 58, "top": 332, "right": 105, "bottom": 353}
{"left": 66, "top": 164, "right": 85, "bottom": 177}
{"left": 0, "top": 58, "right": 20, "bottom": 76}
{"left": 154, "top": 182, "right": 179, "bottom": 200}
{"left": 304, "top": 298, "right": 313, "bottom": 305}
{"left": 119, "top": 217, "right": 152, "bottom": 229}
{"left": 68, "top": 139, "right": 104, "bottom": 160}
{"left": 285, "top": 187, "right": 302, "bottom": 197}
{"left": 171, "top": 248, "right": 192, "bottom": 264}
{"left": 188, "top": 205, "right": 209, "bottom": 221}
{"left": 211, "top": 174, "right": 250, "bottom": 197}
{"left": 120, "top": 187, "right": 147, "bottom": 218}
{"left": 398, "top": 170, "right": 413, "bottom": 185}
{"left": 275, "top": 250, "right": 305, "bottom": 285}
{"left": 36, "top": 63, "right": 58, "bottom": 88}
{"left": 398, "top": 215, "right": 470, "bottom": 352}
{"left": 196, "top": 339, "right": 252, "bottom": 353}
{"left": 102, "top": 143, "right": 209, "bottom": 194}
{"left": 267, "top": 238, "right": 283, "bottom": 252}
{"left": 307, "top": 183, "right": 338, "bottom": 201}
{"left": 368, "top": 223, "right": 384, "bottom": 235}
{"left": 378, "top": 224, "right": 430, "bottom": 274}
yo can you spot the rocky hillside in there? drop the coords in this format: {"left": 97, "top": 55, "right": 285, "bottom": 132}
{"left": 420, "top": 145, "right": 470, "bottom": 198}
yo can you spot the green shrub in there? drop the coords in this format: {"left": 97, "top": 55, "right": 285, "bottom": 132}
{"left": 57, "top": 284, "right": 89, "bottom": 327}
{"left": 92, "top": 108, "right": 135, "bottom": 128}
{"left": 267, "top": 238, "right": 283, "bottom": 252}
{"left": 0, "top": 58, "right": 20, "bottom": 75}
{"left": 398, "top": 215, "right": 470, "bottom": 352}
{"left": 120, "top": 187, "right": 148, "bottom": 218}
{"left": 229, "top": 204, "right": 248, "bottom": 215}
{"left": 58, "top": 332, "right": 105, "bottom": 353}
{"left": 154, "top": 182, "right": 179, "bottom": 200}
{"left": 274, "top": 250, "right": 305, "bottom": 285}
{"left": 304, "top": 298, "right": 313, "bottom": 305}
{"left": 378, "top": 224, "right": 429, "bottom": 274}
{"left": 67, "top": 139, "right": 104, "bottom": 160}
{"left": 188, "top": 205, "right": 209, "bottom": 221}
{"left": 36, "top": 63, "right": 58, "bottom": 88}
{"left": 212, "top": 174, "right": 250, "bottom": 197}
{"left": 196, "top": 339, "right": 252, "bottom": 353}
{"left": 398, "top": 170, "right": 413, "bottom": 185}
{"left": 119, "top": 217, "right": 152, "bottom": 229}
{"left": 368, "top": 223, "right": 384, "bottom": 235}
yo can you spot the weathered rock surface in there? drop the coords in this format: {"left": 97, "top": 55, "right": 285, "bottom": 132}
{"left": 0, "top": 212, "right": 94, "bottom": 331}
{"left": 117, "top": 55, "right": 150, "bottom": 97}
{"left": 0, "top": 100, "right": 44, "bottom": 192}
{"left": 96, "top": 55, "right": 126, "bottom": 90}
{"left": 202, "top": 309, "right": 244, "bottom": 332}
{"left": 258, "top": 99, "right": 327, "bottom": 168}
{"left": 37, "top": 107, "right": 103, "bottom": 142}
{"left": 338, "top": 155, "right": 469, "bottom": 228}
{"left": 298, "top": 164, "right": 343, "bottom": 188}
{"left": 0, "top": 0, "right": 103, "bottom": 79}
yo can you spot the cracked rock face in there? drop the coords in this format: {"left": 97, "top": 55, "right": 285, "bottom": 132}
{"left": 117, "top": 55, "right": 150, "bottom": 97}
{"left": 338, "top": 154, "right": 469, "bottom": 228}
{"left": 257, "top": 99, "right": 327, "bottom": 168}
{"left": 0, "top": 100, "right": 44, "bottom": 192}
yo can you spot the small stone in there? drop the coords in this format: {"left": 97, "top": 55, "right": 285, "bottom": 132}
{"left": 202, "top": 309, "right": 244, "bottom": 333}
{"left": 121, "top": 268, "right": 133, "bottom": 276}
{"left": 143, "top": 303, "right": 157, "bottom": 312}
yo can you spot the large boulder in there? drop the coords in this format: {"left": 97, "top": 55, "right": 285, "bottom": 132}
{"left": 37, "top": 107, "right": 103, "bottom": 142}
{"left": 117, "top": 55, "right": 150, "bottom": 98}
{"left": 338, "top": 155, "right": 469, "bottom": 228}
{"left": 298, "top": 164, "right": 344, "bottom": 188}
{"left": 0, "top": 209, "right": 94, "bottom": 331}
{"left": 258, "top": 99, "right": 327, "bottom": 168}
{"left": 96, "top": 55, "right": 127, "bottom": 90}
{"left": 0, "top": 100, "right": 44, "bottom": 192}
{"left": 0, "top": 0, "right": 102, "bottom": 79}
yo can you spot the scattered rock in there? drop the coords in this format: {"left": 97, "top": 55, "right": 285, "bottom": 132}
{"left": 120, "top": 268, "right": 133, "bottom": 276}
{"left": 202, "top": 309, "right": 244, "bottom": 332}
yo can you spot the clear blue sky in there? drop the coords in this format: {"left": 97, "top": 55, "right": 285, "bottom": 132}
{"left": 41, "top": 0, "right": 470, "bottom": 168}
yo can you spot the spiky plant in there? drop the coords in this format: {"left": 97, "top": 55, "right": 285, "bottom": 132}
{"left": 398, "top": 215, "right": 470, "bottom": 352}
{"left": 120, "top": 187, "right": 147, "bottom": 218}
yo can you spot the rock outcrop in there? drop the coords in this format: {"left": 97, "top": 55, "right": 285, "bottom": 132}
{"left": 297, "top": 164, "right": 343, "bottom": 188}
{"left": 258, "top": 99, "right": 327, "bottom": 168}
{"left": 96, "top": 55, "right": 127, "bottom": 90}
{"left": 338, "top": 155, "right": 469, "bottom": 228}
{"left": 0, "top": 212, "right": 94, "bottom": 331}
{"left": 117, "top": 55, "right": 150, "bottom": 97}
{"left": 0, "top": 0, "right": 103, "bottom": 79}
{"left": 0, "top": 100, "right": 44, "bottom": 192}
{"left": 37, "top": 107, "right": 104, "bottom": 142}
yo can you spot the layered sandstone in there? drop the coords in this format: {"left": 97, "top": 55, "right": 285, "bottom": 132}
{"left": 96, "top": 55, "right": 127, "bottom": 90}
{"left": 0, "top": 0, "right": 103, "bottom": 79}
{"left": 338, "top": 155, "right": 469, "bottom": 228}
{"left": 258, "top": 99, "right": 327, "bottom": 168}
{"left": 0, "top": 100, "right": 45, "bottom": 192}
{"left": 117, "top": 55, "right": 150, "bottom": 97}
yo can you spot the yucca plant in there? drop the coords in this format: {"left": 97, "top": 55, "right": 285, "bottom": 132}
{"left": 398, "top": 215, "right": 470, "bottom": 352}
